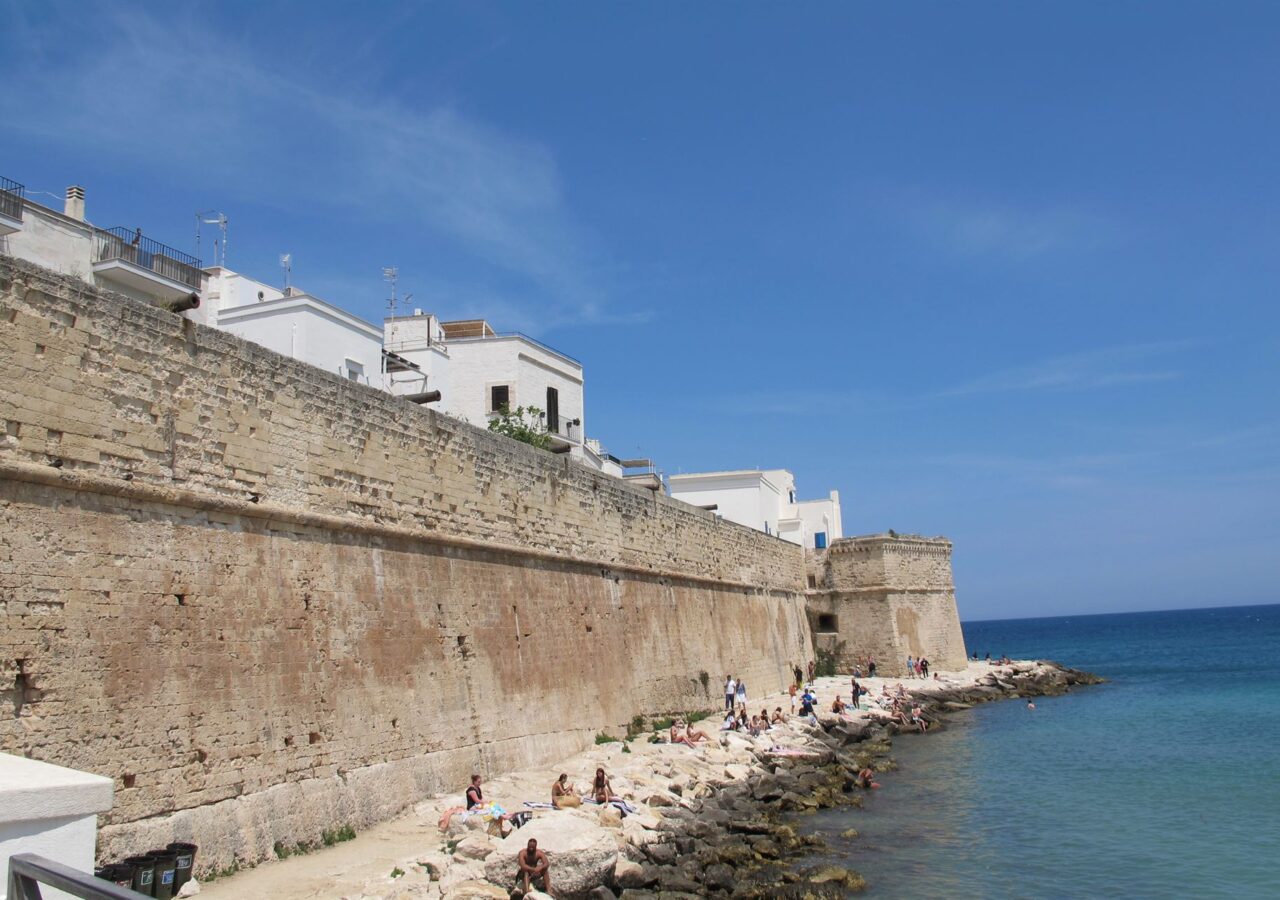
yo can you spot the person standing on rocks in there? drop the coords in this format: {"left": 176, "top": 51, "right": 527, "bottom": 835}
{"left": 736, "top": 678, "right": 748, "bottom": 708}
{"left": 850, "top": 676, "right": 862, "bottom": 709}
{"left": 793, "top": 663, "right": 804, "bottom": 686}
{"left": 907, "top": 655, "right": 915, "bottom": 678}
{"left": 516, "top": 838, "right": 552, "bottom": 896}
{"left": 789, "top": 681, "right": 798, "bottom": 714}
{"left": 920, "top": 658, "right": 930, "bottom": 678}
{"left": 725, "top": 675, "right": 736, "bottom": 711}
{"left": 868, "top": 656, "right": 877, "bottom": 678}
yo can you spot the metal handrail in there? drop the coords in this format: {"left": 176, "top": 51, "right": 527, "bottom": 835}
{"left": 0, "top": 175, "right": 24, "bottom": 221}
{"left": 448, "top": 331, "right": 581, "bottom": 366}
{"left": 95, "top": 226, "right": 202, "bottom": 289}
{"left": 546, "top": 414, "right": 581, "bottom": 439}
{"left": 7, "top": 853, "right": 149, "bottom": 900}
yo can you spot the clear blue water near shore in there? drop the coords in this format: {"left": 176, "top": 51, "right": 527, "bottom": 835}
{"left": 799, "top": 604, "right": 1280, "bottom": 899}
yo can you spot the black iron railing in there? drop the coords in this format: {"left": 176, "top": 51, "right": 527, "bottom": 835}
{"left": 546, "top": 413, "right": 581, "bottom": 440}
{"left": 8, "top": 853, "right": 148, "bottom": 899}
{"left": 0, "top": 175, "right": 24, "bottom": 222}
{"left": 94, "top": 227, "right": 202, "bottom": 290}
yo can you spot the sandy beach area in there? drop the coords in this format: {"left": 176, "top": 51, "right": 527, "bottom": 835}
{"left": 197, "top": 660, "right": 1067, "bottom": 899}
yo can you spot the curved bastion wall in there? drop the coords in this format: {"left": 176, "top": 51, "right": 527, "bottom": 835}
{"left": 805, "top": 534, "right": 968, "bottom": 676}
{"left": 0, "top": 256, "right": 812, "bottom": 871}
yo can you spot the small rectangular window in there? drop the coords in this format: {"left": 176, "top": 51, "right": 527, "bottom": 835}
{"left": 814, "top": 532, "right": 827, "bottom": 549}
{"left": 490, "top": 384, "right": 510, "bottom": 412}
{"left": 345, "top": 359, "right": 364, "bottom": 382}
{"left": 817, "top": 613, "right": 837, "bottom": 632}
{"left": 807, "top": 575, "right": 817, "bottom": 589}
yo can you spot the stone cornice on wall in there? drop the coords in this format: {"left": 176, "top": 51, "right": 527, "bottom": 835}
{"left": 827, "top": 533, "right": 952, "bottom": 557}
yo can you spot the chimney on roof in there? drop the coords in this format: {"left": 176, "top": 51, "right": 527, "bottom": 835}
{"left": 64, "top": 185, "right": 85, "bottom": 221}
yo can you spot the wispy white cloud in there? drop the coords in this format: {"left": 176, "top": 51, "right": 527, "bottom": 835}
{"left": 0, "top": 3, "right": 614, "bottom": 331}
{"left": 891, "top": 191, "right": 1128, "bottom": 261}
{"left": 939, "top": 342, "right": 1189, "bottom": 396}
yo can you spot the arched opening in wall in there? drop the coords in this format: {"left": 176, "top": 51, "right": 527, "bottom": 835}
{"left": 817, "top": 613, "right": 837, "bottom": 633}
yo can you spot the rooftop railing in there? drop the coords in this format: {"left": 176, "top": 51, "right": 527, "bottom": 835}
{"left": 450, "top": 330, "right": 581, "bottom": 366}
{"left": 0, "top": 175, "right": 24, "bottom": 222}
{"left": 94, "top": 226, "right": 202, "bottom": 290}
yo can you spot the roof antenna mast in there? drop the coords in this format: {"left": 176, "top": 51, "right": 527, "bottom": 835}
{"left": 383, "top": 266, "right": 399, "bottom": 318}
{"left": 195, "top": 210, "right": 229, "bottom": 267}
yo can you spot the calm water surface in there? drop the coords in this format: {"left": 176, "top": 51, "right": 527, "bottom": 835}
{"left": 798, "top": 604, "right": 1280, "bottom": 899}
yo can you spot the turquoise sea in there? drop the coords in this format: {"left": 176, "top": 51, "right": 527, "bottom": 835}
{"left": 801, "top": 604, "right": 1280, "bottom": 899}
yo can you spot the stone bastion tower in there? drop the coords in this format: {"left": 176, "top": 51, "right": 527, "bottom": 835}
{"left": 805, "top": 533, "right": 968, "bottom": 676}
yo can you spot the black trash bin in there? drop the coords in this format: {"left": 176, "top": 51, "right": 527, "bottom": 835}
{"left": 146, "top": 849, "right": 178, "bottom": 900}
{"left": 166, "top": 842, "right": 198, "bottom": 891}
{"left": 96, "top": 864, "right": 132, "bottom": 888}
{"left": 124, "top": 855, "right": 156, "bottom": 896}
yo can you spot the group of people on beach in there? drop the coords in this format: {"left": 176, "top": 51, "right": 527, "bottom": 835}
{"left": 442, "top": 658, "right": 962, "bottom": 896}
{"left": 972, "top": 651, "right": 1014, "bottom": 665}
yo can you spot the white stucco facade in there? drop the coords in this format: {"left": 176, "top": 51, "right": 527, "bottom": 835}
{"left": 217, "top": 290, "right": 385, "bottom": 387}
{"left": 669, "top": 469, "right": 843, "bottom": 548}
{"left": 383, "top": 312, "right": 451, "bottom": 404}
{"left": 0, "top": 753, "right": 114, "bottom": 900}
{"left": 196, "top": 266, "right": 285, "bottom": 328}
{"left": 442, "top": 328, "right": 585, "bottom": 444}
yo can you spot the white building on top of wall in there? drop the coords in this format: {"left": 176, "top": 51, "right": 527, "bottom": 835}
{"left": 0, "top": 179, "right": 205, "bottom": 308}
{"left": 668, "top": 469, "right": 842, "bottom": 550}
{"left": 202, "top": 267, "right": 387, "bottom": 387}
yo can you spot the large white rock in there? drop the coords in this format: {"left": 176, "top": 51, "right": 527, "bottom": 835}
{"left": 453, "top": 834, "right": 496, "bottom": 860}
{"left": 440, "top": 881, "right": 507, "bottom": 900}
{"left": 484, "top": 815, "right": 617, "bottom": 897}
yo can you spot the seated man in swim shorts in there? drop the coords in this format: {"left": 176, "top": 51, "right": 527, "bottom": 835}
{"left": 517, "top": 838, "right": 552, "bottom": 895}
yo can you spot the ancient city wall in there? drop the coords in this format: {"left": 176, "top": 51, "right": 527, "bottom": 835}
{"left": 806, "top": 535, "right": 967, "bottom": 676}
{"left": 0, "top": 256, "right": 812, "bottom": 870}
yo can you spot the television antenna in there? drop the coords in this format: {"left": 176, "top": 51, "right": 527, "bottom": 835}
{"left": 383, "top": 266, "right": 399, "bottom": 317}
{"left": 195, "top": 210, "right": 229, "bottom": 267}
{"left": 280, "top": 253, "right": 292, "bottom": 291}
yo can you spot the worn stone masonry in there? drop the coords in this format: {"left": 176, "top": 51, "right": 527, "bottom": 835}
{"left": 805, "top": 533, "right": 968, "bottom": 676}
{"left": 0, "top": 255, "right": 812, "bottom": 872}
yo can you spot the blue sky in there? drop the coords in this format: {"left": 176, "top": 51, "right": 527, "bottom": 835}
{"left": 3, "top": 2, "right": 1277, "bottom": 619}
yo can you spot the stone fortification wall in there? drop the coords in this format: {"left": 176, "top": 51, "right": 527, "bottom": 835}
{"left": 806, "top": 534, "right": 967, "bottom": 675}
{"left": 0, "top": 256, "right": 811, "bottom": 870}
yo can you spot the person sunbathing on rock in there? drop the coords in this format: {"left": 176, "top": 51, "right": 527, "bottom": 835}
{"left": 552, "top": 773, "right": 581, "bottom": 808}
{"left": 437, "top": 774, "right": 486, "bottom": 829}
{"left": 593, "top": 767, "right": 614, "bottom": 803}
{"left": 909, "top": 705, "right": 927, "bottom": 733}
{"left": 517, "top": 838, "right": 552, "bottom": 896}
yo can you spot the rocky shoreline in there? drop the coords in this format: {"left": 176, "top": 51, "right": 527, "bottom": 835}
{"left": 200, "top": 661, "right": 1102, "bottom": 900}
{"left": 598, "top": 660, "right": 1104, "bottom": 899}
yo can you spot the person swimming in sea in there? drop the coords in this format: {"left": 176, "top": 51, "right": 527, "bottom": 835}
{"left": 1027, "top": 699, "right": 1036, "bottom": 710}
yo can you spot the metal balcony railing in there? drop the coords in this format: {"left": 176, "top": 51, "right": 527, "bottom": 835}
{"left": 8, "top": 853, "right": 148, "bottom": 899}
{"left": 0, "top": 175, "right": 24, "bottom": 222}
{"left": 94, "top": 227, "right": 202, "bottom": 289}
{"left": 546, "top": 413, "right": 581, "bottom": 441}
